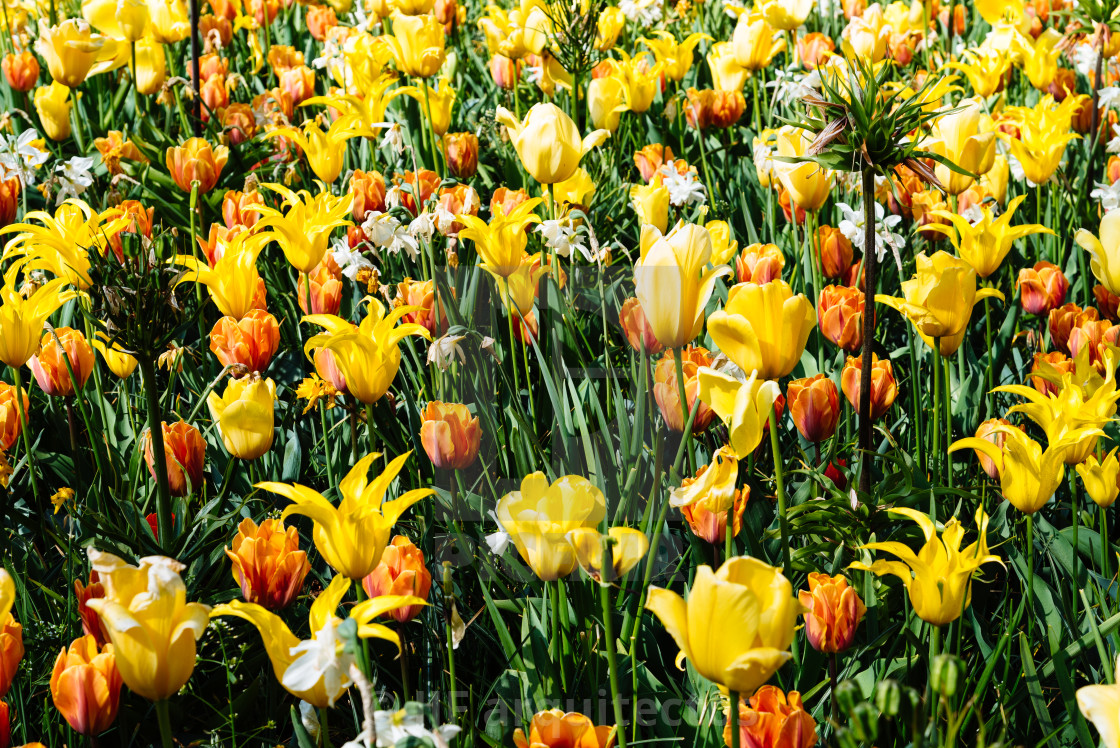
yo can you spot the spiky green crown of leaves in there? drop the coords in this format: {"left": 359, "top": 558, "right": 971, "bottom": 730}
{"left": 1060, "top": 0, "right": 1120, "bottom": 30}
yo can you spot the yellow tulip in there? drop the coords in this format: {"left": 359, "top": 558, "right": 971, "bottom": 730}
{"left": 975, "top": 0, "right": 1030, "bottom": 31}
{"left": 304, "top": 73, "right": 405, "bottom": 139}
{"left": 1077, "top": 210, "right": 1120, "bottom": 296}
{"left": 629, "top": 182, "right": 669, "bottom": 233}
{"left": 82, "top": 0, "right": 149, "bottom": 40}
{"left": 566, "top": 527, "right": 649, "bottom": 582}
{"left": 587, "top": 74, "right": 627, "bottom": 132}
{"left": 639, "top": 31, "right": 711, "bottom": 82}
{"left": 646, "top": 556, "right": 799, "bottom": 694}
{"left": 1001, "top": 96, "right": 1080, "bottom": 185}
{"left": 609, "top": 50, "right": 661, "bottom": 114}
{"left": 696, "top": 369, "right": 780, "bottom": 457}
{"left": 92, "top": 333, "right": 138, "bottom": 379}
{"left": 35, "top": 19, "right": 104, "bottom": 87}
{"left": 147, "top": 0, "right": 189, "bottom": 42}
{"left": 255, "top": 183, "right": 353, "bottom": 275}
{"left": 0, "top": 265, "right": 77, "bottom": 368}
{"left": 757, "top": 0, "right": 812, "bottom": 29}
{"left": 495, "top": 472, "right": 606, "bottom": 581}
{"left": 633, "top": 222, "right": 732, "bottom": 350}
{"left": 670, "top": 445, "right": 739, "bottom": 510}
{"left": 1014, "top": 28, "right": 1062, "bottom": 90}
{"left": 496, "top": 103, "right": 610, "bottom": 185}
{"left": 2, "top": 199, "right": 129, "bottom": 289}
{"left": 173, "top": 230, "right": 270, "bottom": 319}
{"left": 134, "top": 38, "right": 166, "bottom": 95}
{"left": 842, "top": 4, "right": 891, "bottom": 61}
{"left": 982, "top": 154, "right": 1010, "bottom": 204}
{"left": 389, "top": 12, "right": 446, "bottom": 78}
{"left": 706, "top": 220, "right": 738, "bottom": 266}
{"left": 303, "top": 297, "right": 431, "bottom": 404}
{"left": 1076, "top": 449, "right": 1120, "bottom": 509}
{"left": 595, "top": 6, "right": 625, "bottom": 51}
{"left": 258, "top": 452, "right": 432, "bottom": 581}
{"left": 925, "top": 99, "right": 997, "bottom": 196}
{"left": 397, "top": 78, "right": 456, "bottom": 136}
{"left": 1078, "top": 657, "right": 1120, "bottom": 748}
{"left": 553, "top": 168, "right": 596, "bottom": 209}
{"left": 876, "top": 251, "right": 1004, "bottom": 356}
{"left": 946, "top": 46, "right": 1011, "bottom": 99}
{"left": 207, "top": 375, "right": 276, "bottom": 460}
{"left": 772, "top": 126, "right": 831, "bottom": 211}
{"left": 34, "top": 82, "right": 75, "bottom": 141}
{"left": 266, "top": 117, "right": 356, "bottom": 184}
{"left": 83, "top": 549, "right": 210, "bottom": 702}
{"left": 850, "top": 508, "right": 1002, "bottom": 626}
{"left": 490, "top": 253, "right": 548, "bottom": 316}
{"left": 478, "top": 0, "right": 550, "bottom": 59}
{"left": 732, "top": 10, "right": 784, "bottom": 72}
{"left": 211, "top": 574, "right": 425, "bottom": 708}
{"left": 456, "top": 197, "right": 543, "bottom": 277}
{"left": 706, "top": 42, "right": 748, "bottom": 93}
{"left": 924, "top": 195, "right": 1052, "bottom": 278}
{"left": 707, "top": 280, "right": 816, "bottom": 381}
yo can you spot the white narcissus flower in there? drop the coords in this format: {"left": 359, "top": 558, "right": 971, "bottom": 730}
{"left": 331, "top": 239, "right": 376, "bottom": 281}
{"left": 373, "top": 708, "right": 461, "bottom": 748}
{"left": 536, "top": 219, "right": 587, "bottom": 259}
{"left": 1092, "top": 181, "right": 1120, "bottom": 213}
{"left": 55, "top": 155, "right": 95, "bottom": 204}
{"left": 427, "top": 333, "right": 467, "bottom": 370}
{"left": 0, "top": 129, "right": 50, "bottom": 186}
{"left": 659, "top": 164, "right": 706, "bottom": 207}
{"left": 282, "top": 617, "right": 356, "bottom": 707}
{"left": 381, "top": 123, "right": 405, "bottom": 154}
{"left": 835, "top": 200, "right": 906, "bottom": 270}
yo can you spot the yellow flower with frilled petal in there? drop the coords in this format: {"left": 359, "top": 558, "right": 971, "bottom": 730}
{"left": 1000, "top": 96, "right": 1081, "bottom": 185}
{"left": 173, "top": 230, "right": 270, "bottom": 320}
{"left": 457, "top": 197, "right": 543, "bottom": 277}
{"left": 397, "top": 78, "right": 456, "bottom": 136}
{"left": 925, "top": 195, "right": 1052, "bottom": 278}
{"left": 265, "top": 117, "right": 357, "bottom": 184}
{"left": 1077, "top": 210, "right": 1120, "bottom": 296}
{"left": 255, "top": 183, "right": 353, "bottom": 275}
{"left": 2, "top": 199, "right": 129, "bottom": 289}
{"left": 696, "top": 370, "right": 780, "bottom": 457}
{"left": 1076, "top": 450, "right": 1120, "bottom": 509}
{"left": 0, "top": 265, "right": 77, "bottom": 368}
{"left": 639, "top": 31, "right": 711, "bottom": 81}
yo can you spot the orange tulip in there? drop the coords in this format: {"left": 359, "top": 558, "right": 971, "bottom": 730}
{"left": 297, "top": 255, "right": 344, "bottom": 316}
{"left": 50, "top": 635, "right": 122, "bottom": 736}
{"left": 787, "top": 374, "right": 840, "bottom": 443}
{"left": 491, "top": 187, "right": 530, "bottom": 218}
{"left": 443, "top": 132, "right": 479, "bottom": 179}
{"left": 74, "top": 574, "right": 107, "bottom": 647}
{"left": 710, "top": 90, "right": 746, "bottom": 128}
{"left": 222, "top": 189, "right": 263, "bottom": 229}
{"left": 105, "top": 199, "right": 155, "bottom": 260}
{"left": 305, "top": 4, "right": 337, "bottom": 40}
{"left": 225, "top": 517, "right": 310, "bottom": 610}
{"left": 514, "top": 710, "right": 616, "bottom": 748}
{"left": 0, "top": 589, "right": 22, "bottom": 699}
{"left": 396, "top": 278, "right": 447, "bottom": 336}
{"left": 1096, "top": 284, "right": 1120, "bottom": 320}
{"left": 361, "top": 535, "right": 431, "bottom": 623}
{"left": 633, "top": 144, "right": 674, "bottom": 182}
{"left": 142, "top": 420, "right": 205, "bottom": 497}
{"left": 166, "top": 138, "right": 228, "bottom": 193}
{"left": 222, "top": 103, "right": 257, "bottom": 144}
{"left": 736, "top": 242, "right": 785, "bottom": 284}
{"left": 0, "top": 178, "right": 19, "bottom": 230}
{"left": 679, "top": 477, "right": 748, "bottom": 545}
{"left": 1069, "top": 319, "right": 1120, "bottom": 372}
{"left": 349, "top": 169, "right": 387, "bottom": 223}
{"left": 972, "top": 418, "right": 1018, "bottom": 480}
{"left": 0, "top": 700, "right": 9, "bottom": 748}
{"left": 28, "top": 327, "right": 94, "bottom": 397}
{"left": 420, "top": 401, "right": 481, "bottom": 470}
{"left": 798, "top": 573, "right": 865, "bottom": 654}
{"left": 1030, "top": 351, "right": 1074, "bottom": 397}
{"left": 1049, "top": 303, "right": 1098, "bottom": 355}
{"left": 399, "top": 170, "right": 441, "bottom": 216}
{"left": 619, "top": 297, "right": 664, "bottom": 355}
{"left": 817, "top": 225, "right": 853, "bottom": 279}
{"left": 724, "top": 686, "right": 818, "bottom": 748}
{"left": 817, "top": 285, "right": 864, "bottom": 353}
{"left": 488, "top": 54, "right": 519, "bottom": 89}
{"left": 653, "top": 347, "right": 715, "bottom": 434}
{"left": 840, "top": 353, "right": 897, "bottom": 420}
{"left": 2, "top": 51, "right": 39, "bottom": 92}
{"left": 798, "top": 32, "right": 835, "bottom": 69}
{"left": 1018, "top": 261, "right": 1068, "bottom": 316}
{"left": 279, "top": 65, "right": 315, "bottom": 105}
{"left": 209, "top": 309, "right": 280, "bottom": 374}
{"left": 0, "top": 383, "right": 28, "bottom": 451}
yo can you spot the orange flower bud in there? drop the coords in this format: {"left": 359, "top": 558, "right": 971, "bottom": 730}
{"left": 305, "top": 4, "right": 338, "bottom": 40}
{"left": 0, "top": 699, "right": 9, "bottom": 748}
{"left": 443, "top": 132, "right": 479, "bottom": 179}
{"left": 0, "top": 607, "right": 22, "bottom": 699}
{"left": 436, "top": 184, "right": 480, "bottom": 235}
{"left": 74, "top": 574, "right": 108, "bottom": 647}
{"left": 349, "top": 169, "right": 387, "bottom": 222}
{"left": 817, "top": 225, "right": 853, "bottom": 278}
{"left": 488, "top": 54, "right": 519, "bottom": 90}
{"left": 420, "top": 401, "right": 481, "bottom": 470}
{"left": 1030, "top": 351, "right": 1073, "bottom": 397}
{"left": 313, "top": 348, "right": 348, "bottom": 393}
{"left": 1049, "top": 302, "right": 1098, "bottom": 354}
{"left": 0, "top": 178, "right": 18, "bottom": 230}
{"left": 222, "top": 188, "right": 263, "bottom": 229}
{"left": 225, "top": 517, "right": 311, "bottom": 610}
{"left": 1097, "top": 284, "right": 1120, "bottom": 320}
{"left": 787, "top": 374, "right": 840, "bottom": 443}
{"left": 298, "top": 256, "right": 344, "bottom": 315}
{"left": 50, "top": 636, "right": 122, "bottom": 737}
{"left": 199, "top": 14, "right": 233, "bottom": 49}
{"left": 1017, "top": 261, "right": 1068, "bottom": 315}
{"left": 799, "top": 32, "right": 835, "bottom": 70}
{"left": 1108, "top": 155, "right": 1120, "bottom": 185}
{"left": 735, "top": 242, "right": 785, "bottom": 284}
{"left": 777, "top": 186, "right": 807, "bottom": 225}
{"left": 723, "top": 686, "right": 818, "bottom": 748}
{"left": 435, "top": 0, "right": 459, "bottom": 31}
{"left": 166, "top": 137, "right": 229, "bottom": 193}
{"left": 910, "top": 189, "right": 950, "bottom": 240}
{"left": 512, "top": 309, "right": 539, "bottom": 344}
{"left": 362, "top": 535, "right": 431, "bottom": 623}
{"left": 106, "top": 199, "right": 154, "bottom": 260}
{"left": 280, "top": 65, "right": 315, "bottom": 105}
{"left": 679, "top": 479, "right": 748, "bottom": 545}
{"left": 514, "top": 711, "right": 615, "bottom": 748}
{"left": 2, "top": 51, "right": 39, "bottom": 92}
{"left": 396, "top": 278, "right": 448, "bottom": 335}
{"left": 267, "top": 44, "right": 303, "bottom": 74}
{"left": 1069, "top": 319, "right": 1120, "bottom": 372}
{"left": 653, "top": 347, "right": 715, "bottom": 434}
{"left": 1048, "top": 67, "right": 1076, "bottom": 101}
{"left": 197, "top": 53, "right": 229, "bottom": 81}
{"left": 843, "top": 0, "right": 865, "bottom": 17}
{"left": 221, "top": 103, "right": 257, "bottom": 145}
{"left": 399, "top": 170, "right": 441, "bottom": 216}
{"left": 0, "top": 383, "right": 28, "bottom": 452}
{"left": 28, "top": 327, "right": 94, "bottom": 397}
{"left": 633, "top": 144, "right": 674, "bottom": 183}
{"left": 491, "top": 186, "right": 530, "bottom": 217}
{"left": 973, "top": 418, "right": 1016, "bottom": 480}
{"left": 798, "top": 573, "right": 866, "bottom": 654}
{"left": 817, "top": 285, "right": 864, "bottom": 353}
{"left": 143, "top": 420, "right": 205, "bottom": 497}
{"left": 684, "top": 87, "right": 715, "bottom": 130}
{"left": 619, "top": 297, "right": 664, "bottom": 355}
{"left": 710, "top": 90, "right": 745, "bottom": 128}
{"left": 840, "top": 353, "right": 897, "bottom": 420}
{"left": 209, "top": 309, "right": 280, "bottom": 373}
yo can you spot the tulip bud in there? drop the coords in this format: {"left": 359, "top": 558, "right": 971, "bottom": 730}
{"left": 222, "top": 188, "right": 263, "bottom": 229}
{"left": 443, "top": 132, "right": 478, "bottom": 179}
{"left": 787, "top": 374, "right": 840, "bottom": 443}
{"left": 0, "top": 178, "right": 18, "bottom": 230}
{"left": 723, "top": 687, "right": 819, "bottom": 748}
{"left": 2, "top": 51, "right": 39, "bottom": 92}
{"left": 28, "top": 327, "right": 95, "bottom": 397}
{"left": 434, "top": 0, "right": 458, "bottom": 30}
{"left": 209, "top": 309, "right": 280, "bottom": 374}
{"left": 618, "top": 297, "right": 664, "bottom": 355}
{"left": 817, "top": 224, "right": 853, "bottom": 278}
{"left": 798, "top": 573, "right": 866, "bottom": 654}
{"left": 396, "top": 277, "right": 447, "bottom": 335}
{"left": 225, "top": 517, "right": 311, "bottom": 609}
{"left": 735, "top": 242, "right": 785, "bottom": 284}
{"left": 972, "top": 418, "right": 1016, "bottom": 480}
{"left": 134, "top": 38, "right": 166, "bottom": 95}
{"left": 74, "top": 574, "right": 108, "bottom": 647}
{"left": 678, "top": 461, "right": 748, "bottom": 545}
{"left": 491, "top": 187, "right": 530, "bottom": 218}
{"left": 207, "top": 375, "right": 276, "bottom": 460}
{"left": 306, "top": 4, "right": 337, "bottom": 40}
{"left": 199, "top": 13, "right": 233, "bottom": 48}
{"left": 50, "top": 636, "right": 123, "bottom": 736}
{"left": 1048, "top": 302, "right": 1098, "bottom": 354}
{"left": 653, "top": 347, "right": 715, "bottom": 434}
{"left": 1108, "top": 155, "right": 1120, "bottom": 185}
{"left": 34, "top": 81, "right": 74, "bottom": 141}
{"left": 399, "top": 169, "right": 440, "bottom": 216}
{"left": 420, "top": 401, "right": 481, "bottom": 470}
{"left": 840, "top": 353, "right": 897, "bottom": 420}
{"left": 298, "top": 256, "right": 344, "bottom": 315}
{"left": 799, "top": 31, "right": 835, "bottom": 69}
{"left": 817, "top": 284, "right": 864, "bottom": 352}
{"left": 436, "top": 184, "right": 479, "bottom": 236}
{"left": 199, "top": 74, "right": 228, "bottom": 121}
{"left": 1017, "top": 261, "right": 1068, "bottom": 315}
{"left": 1097, "top": 284, "right": 1120, "bottom": 320}
{"left": 362, "top": 535, "right": 431, "bottom": 622}
{"left": 634, "top": 144, "right": 674, "bottom": 183}
{"left": 777, "top": 186, "right": 807, "bottom": 225}
{"left": 930, "top": 654, "right": 962, "bottom": 697}
{"left": 0, "top": 383, "right": 28, "bottom": 452}
{"left": 1069, "top": 319, "right": 1120, "bottom": 372}
{"left": 143, "top": 420, "right": 205, "bottom": 497}
{"left": 1029, "top": 351, "right": 1073, "bottom": 397}
{"left": 0, "top": 598, "right": 22, "bottom": 698}
{"left": 488, "top": 54, "right": 519, "bottom": 90}
{"left": 166, "top": 137, "right": 229, "bottom": 193}
{"left": 279, "top": 65, "right": 315, "bottom": 105}
{"left": 710, "top": 90, "right": 745, "bottom": 128}
{"left": 683, "top": 87, "right": 715, "bottom": 130}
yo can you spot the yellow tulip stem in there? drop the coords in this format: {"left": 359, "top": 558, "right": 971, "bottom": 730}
{"left": 9, "top": 365, "right": 38, "bottom": 502}
{"left": 928, "top": 623, "right": 941, "bottom": 733}
{"left": 506, "top": 289, "right": 523, "bottom": 405}
{"left": 155, "top": 699, "right": 174, "bottom": 748}
{"left": 442, "top": 562, "right": 459, "bottom": 722}
{"left": 943, "top": 351, "right": 953, "bottom": 490}
{"left": 319, "top": 401, "right": 336, "bottom": 491}
{"left": 751, "top": 76, "right": 761, "bottom": 135}
{"left": 696, "top": 130, "right": 719, "bottom": 206}
{"left": 1025, "top": 513, "right": 1034, "bottom": 634}
{"left": 140, "top": 357, "right": 174, "bottom": 548}
{"left": 728, "top": 690, "right": 741, "bottom": 748}
{"left": 983, "top": 295, "right": 993, "bottom": 417}
{"left": 421, "top": 84, "right": 443, "bottom": 178}
{"left": 598, "top": 539, "right": 628, "bottom": 748}
{"left": 1101, "top": 508, "right": 1110, "bottom": 586}
{"left": 349, "top": 405, "right": 359, "bottom": 464}
{"left": 931, "top": 339, "right": 941, "bottom": 498}
{"left": 365, "top": 401, "right": 377, "bottom": 456}
{"left": 768, "top": 405, "right": 791, "bottom": 572}
{"left": 131, "top": 41, "right": 142, "bottom": 119}
{"left": 1071, "top": 475, "right": 1081, "bottom": 615}
{"left": 672, "top": 348, "right": 694, "bottom": 474}
{"left": 551, "top": 579, "right": 568, "bottom": 691}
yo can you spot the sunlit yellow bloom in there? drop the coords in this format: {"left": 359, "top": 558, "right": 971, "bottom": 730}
{"left": 629, "top": 182, "right": 669, "bottom": 233}
{"left": 670, "top": 445, "right": 739, "bottom": 510}
{"left": 34, "top": 82, "right": 75, "bottom": 141}
{"left": 457, "top": 197, "right": 543, "bottom": 277}
{"left": 207, "top": 375, "right": 276, "bottom": 460}
{"left": 148, "top": 0, "right": 190, "bottom": 42}
{"left": 646, "top": 556, "right": 798, "bottom": 693}
{"left": 255, "top": 183, "right": 353, "bottom": 274}
{"left": 489, "top": 253, "right": 548, "bottom": 316}
{"left": 757, "top": 0, "right": 811, "bottom": 29}
{"left": 850, "top": 508, "right": 1002, "bottom": 625}
{"left": 842, "top": 4, "right": 892, "bottom": 61}
{"left": 876, "top": 251, "right": 1004, "bottom": 356}
{"left": 0, "top": 265, "right": 77, "bottom": 368}
{"left": 304, "top": 73, "right": 404, "bottom": 139}
{"left": 266, "top": 117, "right": 357, "bottom": 184}
{"left": 211, "top": 574, "right": 425, "bottom": 708}
{"left": 634, "top": 222, "right": 732, "bottom": 350}
{"left": 983, "top": 154, "right": 1010, "bottom": 204}
{"left": 639, "top": 31, "right": 711, "bottom": 82}
{"left": 975, "top": 0, "right": 1030, "bottom": 32}
{"left": 496, "top": 103, "right": 610, "bottom": 185}
{"left": 732, "top": 10, "right": 783, "bottom": 72}
{"left": 1014, "top": 28, "right": 1063, "bottom": 90}
{"left": 553, "top": 168, "right": 595, "bottom": 209}
{"left": 2, "top": 199, "right": 128, "bottom": 289}
{"left": 92, "top": 333, "right": 138, "bottom": 379}
{"left": 595, "top": 6, "right": 625, "bottom": 51}
{"left": 173, "top": 231, "right": 270, "bottom": 319}
{"left": 925, "top": 195, "right": 1052, "bottom": 278}
{"left": 1076, "top": 449, "right": 1120, "bottom": 509}
{"left": 303, "top": 297, "right": 431, "bottom": 404}
{"left": 134, "top": 37, "right": 166, "bottom": 94}
{"left": 1077, "top": 210, "right": 1120, "bottom": 297}
{"left": 496, "top": 472, "right": 606, "bottom": 581}
{"left": 35, "top": 19, "right": 104, "bottom": 87}
{"left": 605, "top": 50, "right": 661, "bottom": 113}
{"left": 587, "top": 74, "right": 626, "bottom": 132}
{"left": 258, "top": 452, "right": 433, "bottom": 580}
{"left": 566, "top": 527, "right": 649, "bottom": 582}
{"left": 772, "top": 126, "right": 831, "bottom": 210}
{"left": 388, "top": 12, "right": 445, "bottom": 78}
{"left": 478, "top": 0, "right": 550, "bottom": 59}
{"left": 696, "top": 368, "right": 781, "bottom": 457}
{"left": 82, "top": 0, "right": 149, "bottom": 40}
{"left": 946, "top": 46, "right": 1011, "bottom": 99}
{"left": 705, "top": 220, "right": 738, "bottom": 266}
{"left": 925, "top": 99, "right": 996, "bottom": 195}
{"left": 706, "top": 42, "right": 748, "bottom": 93}
{"left": 1001, "top": 96, "right": 1081, "bottom": 185}
{"left": 83, "top": 549, "right": 210, "bottom": 702}
{"left": 1079, "top": 656, "right": 1120, "bottom": 748}
{"left": 707, "top": 280, "right": 815, "bottom": 380}
{"left": 397, "top": 78, "right": 456, "bottom": 136}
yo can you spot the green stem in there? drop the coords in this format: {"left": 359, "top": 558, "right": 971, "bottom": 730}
{"left": 155, "top": 700, "right": 174, "bottom": 748}
{"left": 551, "top": 579, "right": 567, "bottom": 692}
{"left": 728, "top": 690, "right": 741, "bottom": 748}
{"left": 365, "top": 401, "right": 376, "bottom": 457}
{"left": 696, "top": 129, "right": 719, "bottom": 204}
{"left": 1072, "top": 477, "right": 1080, "bottom": 614}
{"left": 932, "top": 339, "right": 941, "bottom": 502}
{"left": 769, "top": 406, "right": 790, "bottom": 571}
{"left": 1025, "top": 514, "right": 1035, "bottom": 634}
{"left": 442, "top": 562, "right": 459, "bottom": 722}
{"left": 1103, "top": 507, "right": 1111, "bottom": 585}
{"left": 672, "top": 347, "right": 691, "bottom": 472}
{"left": 319, "top": 401, "right": 336, "bottom": 489}
{"left": 984, "top": 295, "right": 993, "bottom": 417}
{"left": 599, "top": 542, "right": 627, "bottom": 748}
{"left": 943, "top": 350, "right": 953, "bottom": 489}
{"left": 140, "top": 358, "right": 173, "bottom": 549}
{"left": 10, "top": 366, "right": 39, "bottom": 501}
